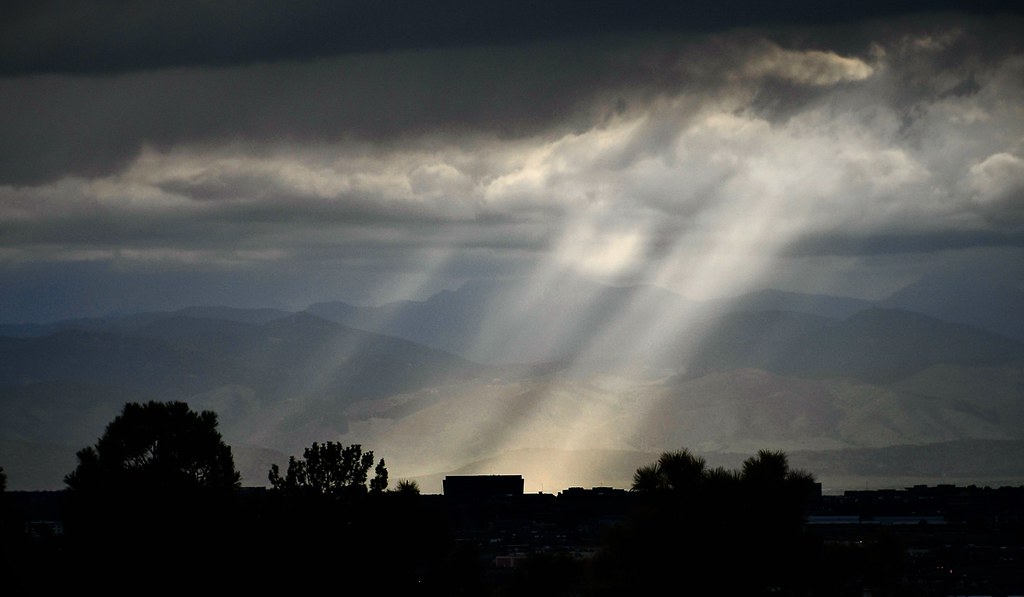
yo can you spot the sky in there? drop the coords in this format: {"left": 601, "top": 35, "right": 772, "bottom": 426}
{"left": 2, "top": 1, "right": 1023, "bottom": 323}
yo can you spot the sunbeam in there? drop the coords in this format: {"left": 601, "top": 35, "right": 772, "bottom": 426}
{"left": 3, "top": 10, "right": 1024, "bottom": 495}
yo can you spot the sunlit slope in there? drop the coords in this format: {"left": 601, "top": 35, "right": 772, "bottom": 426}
{"left": 328, "top": 305, "right": 1024, "bottom": 489}
{"left": 338, "top": 364, "right": 1023, "bottom": 482}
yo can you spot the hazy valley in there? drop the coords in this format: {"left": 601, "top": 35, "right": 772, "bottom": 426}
{"left": 2, "top": 273, "right": 1023, "bottom": 493}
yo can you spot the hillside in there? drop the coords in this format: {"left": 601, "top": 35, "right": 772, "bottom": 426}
{"left": 0, "top": 312, "right": 485, "bottom": 487}
{"left": 308, "top": 277, "right": 695, "bottom": 364}
{"left": 2, "top": 279, "right": 1022, "bottom": 492}
{"left": 767, "top": 308, "right": 1024, "bottom": 382}
{"left": 881, "top": 269, "right": 1024, "bottom": 341}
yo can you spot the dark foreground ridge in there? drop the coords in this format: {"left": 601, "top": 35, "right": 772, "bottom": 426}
{"left": 3, "top": 477, "right": 1022, "bottom": 596}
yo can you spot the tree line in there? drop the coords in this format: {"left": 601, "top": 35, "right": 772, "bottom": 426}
{"left": 2, "top": 400, "right": 898, "bottom": 595}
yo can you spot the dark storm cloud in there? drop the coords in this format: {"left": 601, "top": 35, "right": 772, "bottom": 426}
{"left": 0, "top": 35, "right": 716, "bottom": 183}
{"left": 5, "top": 11, "right": 1021, "bottom": 186}
{"left": 2, "top": 0, "right": 1019, "bottom": 76}
{"left": 2, "top": 6, "right": 1024, "bottom": 320}
{"left": 0, "top": 42, "right": 644, "bottom": 184}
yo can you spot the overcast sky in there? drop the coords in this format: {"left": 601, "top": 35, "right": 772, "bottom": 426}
{"left": 2, "top": 1, "right": 1023, "bottom": 322}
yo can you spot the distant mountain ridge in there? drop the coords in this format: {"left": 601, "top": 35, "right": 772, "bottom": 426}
{"left": 305, "top": 278, "right": 1024, "bottom": 374}
{"left": 308, "top": 279, "right": 871, "bottom": 365}
{"left": 0, "top": 312, "right": 483, "bottom": 472}
{"left": 880, "top": 269, "right": 1024, "bottom": 340}
{"left": 763, "top": 308, "right": 1024, "bottom": 382}
{"left": 308, "top": 277, "right": 696, "bottom": 365}
{"left": 707, "top": 288, "right": 874, "bottom": 319}
{"left": 7, "top": 273, "right": 1021, "bottom": 349}
{"left": 2, "top": 274, "right": 1022, "bottom": 491}
{"left": 0, "top": 305, "right": 293, "bottom": 338}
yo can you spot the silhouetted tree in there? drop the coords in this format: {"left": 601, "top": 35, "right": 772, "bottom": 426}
{"left": 731, "top": 449, "right": 818, "bottom": 593}
{"left": 631, "top": 462, "right": 663, "bottom": 492}
{"left": 65, "top": 401, "right": 240, "bottom": 492}
{"left": 597, "top": 446, "right": 819, "bottom": 596}
{"left": 370, "top": 458, "right": 388, "bottom": 494}
{"left": 0, "top": 463, "right": 23, "bottom": 594}
{"left": 268, "top": 441, "right": 387, "bottom": 497}
{"left": 631, "top": 448, "right": 707, "bottom": 494}
{"left": 393, "top": 479, "right": 420, "bottom": 495}
{"left": 742, "top": 449, "right": 791, "bottom": 486}
{"left": 703, "top": 465, "right": 741, "bottom": 488}
{"left": 61, "top": 401, "right": 241, "bottom": 593}
{"left": 740, "top": 449, "right": 818, "bottom": 524}
{"left": 260, "top": 444, "right": 428, "bottom": 593}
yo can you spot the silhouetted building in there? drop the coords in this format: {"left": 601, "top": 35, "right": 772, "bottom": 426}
{"left": 442, "top": 475, "right": 524, "bottom": 500}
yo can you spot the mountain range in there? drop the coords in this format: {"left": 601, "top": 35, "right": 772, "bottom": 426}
{"left": 1, "top": 271, "right": 1022, "bottom": 493}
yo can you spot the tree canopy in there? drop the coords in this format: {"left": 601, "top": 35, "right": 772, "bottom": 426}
{"left": 64, "top": 401, "right": 240, "bottom": 492}
{"left": 609, "top": 446, "right": 820, "bottom": 595}
{"left": 631, "top": 448, "right": 708, "bottom": 493}
{"left": 631, "top": 447, "right": 815, "bottom": 497}
{"left": 269, "top": 441, "right": 388, "bottom": 497}
{"left": 393, "top": 479, "right": 421, "bottom": 495}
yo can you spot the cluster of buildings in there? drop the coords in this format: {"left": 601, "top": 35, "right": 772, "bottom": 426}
{"left": 6, "top": 475, "right": 1023, "bottom": 593}
{"left": 434, "top": 475, "right": 1024, "bottom": 593}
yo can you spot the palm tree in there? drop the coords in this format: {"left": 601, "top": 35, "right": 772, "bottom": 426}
{"left": 741, "top": 449, "right": 790, "bottom": 487}
{"left": 703, "top": 465, "right": 741, "bottom": 488}
{"left": 631, "top": 448, "right": 707, "bottom": 493}
{"left": 393, "top": 479, "right": 421, "bottom": 495}
{"left": 631, "top": 463, "right": 665, "bottom": 492}
{"left": 658, "top": 449, "right": 707, "bottom": 493}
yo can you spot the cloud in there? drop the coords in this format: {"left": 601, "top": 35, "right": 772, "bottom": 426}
{"left": 969, "top": 152, "right": 1024, "bottom": 224}
{"left": 4, "top": 16, "right": 1018, "bottom": 187}
{"left": 739, "top": 43, "right": 874, "bottom": 85}
{"left": 1, "top": 32, "right": 1018, "bottom": 236}
{"left": 0, "top": 43, "right": 644, "bottom": 185}
{"left": 3, "top": 1, "right": 1017, "bottom": 75}
{"left": 2, "top": 13, "right": 1024, "bottom": 318}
